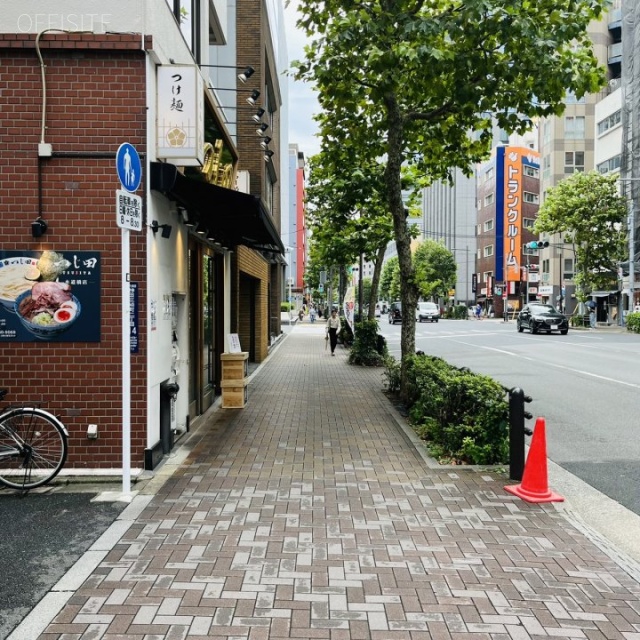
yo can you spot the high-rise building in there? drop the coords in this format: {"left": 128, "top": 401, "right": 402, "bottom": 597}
{"left": 286, "top": 145, "right": 307, "bottom": 300}
{"left": 421, "top": 170, "right": 476, "bottom": 306}
{"left": 537, "top": 8, "right": 619, "bottom": 315}
{"left": 476, "top": 147, "right": 541, "bottom": 317}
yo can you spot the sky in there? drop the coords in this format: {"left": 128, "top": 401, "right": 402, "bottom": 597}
{"left": 283, "top": 0, "right": 322, "bottom": 159}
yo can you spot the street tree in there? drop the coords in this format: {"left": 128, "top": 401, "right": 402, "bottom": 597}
{"left": 380, "top": 256, "right": 400, "bottom": 303}
{"left": 305, "top": 150, "right": 395, "bottom": 319}
{"left": 413, "top": 240, "right": 457, "bottom": 302}
{"left": 292, "top": 0, "right": 607, "bottom": 398}
{"left": 534, "top": 171, "right": 627, "bottom": 300}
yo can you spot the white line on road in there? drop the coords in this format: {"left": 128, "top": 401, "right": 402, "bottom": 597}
{"left": 442, "top": 338, "right": 640, "bottom": 390}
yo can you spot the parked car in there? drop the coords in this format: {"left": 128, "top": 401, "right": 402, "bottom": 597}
{"left": 388, "top": 301, "right": 402, "bottom": 324}
{"left": 416, "top": 301, "right": 440, "bottom": 323}
{"left": 517, "top": 303, "right": 569, "bottom": 335}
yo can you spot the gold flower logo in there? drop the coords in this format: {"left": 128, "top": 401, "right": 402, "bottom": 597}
{"left": 166, "top": 127, "right": 187, "bottom": 147}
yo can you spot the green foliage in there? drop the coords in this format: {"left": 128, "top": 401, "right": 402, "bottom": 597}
{"left": 293, "top": 0, "right": 608, "bottom": 398}
{"left": 569, "top": 312, "right": 590, "bottom": 328}
{"left": 355, "top": 278, "right": 373, "bottom": 310}
{"left": 281, "top": 302, "right": 293, "bottom": 312}
{"left": 380, "top": 256, "right": 400, "bottom": 302}
{"left": 338, "top": 321, "right": 354, "bottom": 347}
{"left": 305, "top": 152, "right": 393, "bottom": 271}
{"left": 626, "top": 312, "right": 640, "bottom": 334}
{"left": 535, "top": 171, "right": 627, "bottom": 296}
{"left": 348, "top": 319, "right": 387, "bottom": 366}
{"left": 445, "top": 304, "right": 469, "bottom": 320}
{"left": 413, "top": 240, "right": 457, "bottom": 300}
{"left": 382, "top": 356, "right": 402, "bottom": 393}
{"left": 402, "top": 354, "right": 509, "bottom": 465}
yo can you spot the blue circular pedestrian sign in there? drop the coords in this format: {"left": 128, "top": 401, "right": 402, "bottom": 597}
{"left": 116, "top": 143, "right": 142, "bottom": 193}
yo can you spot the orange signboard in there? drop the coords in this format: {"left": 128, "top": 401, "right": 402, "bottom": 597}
{"left": 503, "top": 149, "right": 523, "bottom": 282}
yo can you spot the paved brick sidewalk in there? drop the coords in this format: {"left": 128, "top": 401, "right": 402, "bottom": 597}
{"left": 33, "top": 325, "right": 640, "bottom": 638}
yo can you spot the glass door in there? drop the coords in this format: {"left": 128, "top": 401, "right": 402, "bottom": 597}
{"left": 188, "top": 241, "right": 220, "bottom": 421}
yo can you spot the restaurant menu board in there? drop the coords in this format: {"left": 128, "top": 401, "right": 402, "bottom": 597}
{"left": 0, "top": 250, "right": 101, "bottom": 342}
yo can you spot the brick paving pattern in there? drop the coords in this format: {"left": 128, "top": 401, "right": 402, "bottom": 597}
{"left": 40, "top": 325, "right": 640, "bottom": 639}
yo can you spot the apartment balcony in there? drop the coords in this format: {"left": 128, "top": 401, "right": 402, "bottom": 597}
{"left": 608, "top": 42, "right": 622, "bottom": 66}
{"left": 608, "top": 7, "right": 622, "bottom": 32}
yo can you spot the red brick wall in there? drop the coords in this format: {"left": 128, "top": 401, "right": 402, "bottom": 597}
{"left": 0, "top": 34, "right": 150, "bottom": 469}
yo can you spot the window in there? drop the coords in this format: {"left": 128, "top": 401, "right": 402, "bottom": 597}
{"left": 542, "top": 120, "right": 552, "bottom": 145}
{"left": 523, "top": 165, "right": 539, "bottom": 179}
{"left": 565, "top": 91, "right": 586, "bottom": 105}
{"left": 523, "top": 218, "right": 535, "bottom": 230}
{"left": 483, "top": 271, "right": 493, "bottom": 281}
{"left": 484, "top": 219, "right": 494, "bottom": 232}
{"left": 484, "top": 192, "right": 494, "bottom": 206}
{"left": 563, "top": 258, "right": 574, "bottom": 281}
{"left": 564, "top": 151, "right": 585, "bottom": 174}
{"left": 483, "top": 245, "right": 494, "bottom": 258}
{"left": 565, "top": 116, "right": 585, "bottom": 139}
{"left": 543, "top": 154, "right": 551, "bottom": 179}
{"left": 542, "top": 258, "right": 549, "bottom": 273}
{"left": 597, "top": 155, "right": 622, "bottom": 174}
{"left": 597, "top": 110, "right": 622, "bottom": 135}
{"left": 523, "top": 192, "right": 539, "bottom": 204}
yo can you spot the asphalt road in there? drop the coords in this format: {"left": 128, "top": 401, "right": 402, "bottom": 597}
{"left": 381, "top": 317, "right": 640, "bottom": 516}
{"left": 0, "top": 489, "right": 126, "bottom": 639}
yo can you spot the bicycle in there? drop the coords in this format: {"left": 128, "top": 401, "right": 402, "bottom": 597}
{"left": 0, "top": 388, "right": 69, "bottom": 490}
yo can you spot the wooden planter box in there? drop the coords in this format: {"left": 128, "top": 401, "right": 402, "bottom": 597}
{"left": 221, "top": 352, "right": 249, "bottom": 408}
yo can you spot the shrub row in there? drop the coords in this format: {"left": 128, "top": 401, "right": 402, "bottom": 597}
{"left": 348, "top": 319, "right": 387, "bottom": 366}
{"left": 443, "top": 304, "right": 469, "bottom": 320}
{"left": 385, "top": 354, "right": 509, "bottom": 465}
{"left": 626, "top": 312, "right": 640, "bottom": 333}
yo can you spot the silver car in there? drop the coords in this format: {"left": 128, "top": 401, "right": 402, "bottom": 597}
{"left": 416, "top": 302, "right": 440, "bottom": 323}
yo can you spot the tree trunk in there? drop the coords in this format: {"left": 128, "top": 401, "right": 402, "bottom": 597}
{"left": 367, "top": 243, "right": 387, "bottom": 321}
{"left": 383, "top": 92, "right": 418, "bottom": 400}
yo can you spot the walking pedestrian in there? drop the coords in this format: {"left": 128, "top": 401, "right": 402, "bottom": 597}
{"left": 586, "top": 300, "right": 596, "bottom": 328}
{"left": 326, "top": 309, "right": 341, "bottom": 356}
{"left": 475, "top": 303, "right": 482, "bottom": 320}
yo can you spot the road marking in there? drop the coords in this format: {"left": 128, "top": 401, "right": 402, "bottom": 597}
{"left": 442, "top": 338, "right": 640, "bottom": 390}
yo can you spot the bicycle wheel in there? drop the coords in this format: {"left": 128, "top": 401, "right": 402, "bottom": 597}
{"left": 0, "top": 408, "right": 68, "bottom": 490}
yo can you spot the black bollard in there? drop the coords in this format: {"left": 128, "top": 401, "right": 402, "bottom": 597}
{"left": 509, "top": 387, "right": 532, "bottom": 480}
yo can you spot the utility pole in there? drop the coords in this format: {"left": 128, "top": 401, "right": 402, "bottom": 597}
{"left": 358, "top": 252, "right": 364, "bottom": 320}
{"left": 628, "top": 190, "right": 635, "bottom": 314}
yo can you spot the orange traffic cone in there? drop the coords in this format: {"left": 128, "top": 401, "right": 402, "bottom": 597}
{"left": 505, "top": 417, "right": 564, "bottom": 503}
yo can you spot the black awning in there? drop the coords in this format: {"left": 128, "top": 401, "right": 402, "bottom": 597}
{"left": 150, "top": 162, "right": 284, "bottom": 254}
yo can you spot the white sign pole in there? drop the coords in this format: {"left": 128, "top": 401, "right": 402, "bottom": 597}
{"left": 115, "top": 142, "right": 141, "bottom": 500}
{"left": 122, "top": 228, "right": 131, "bottom": 496}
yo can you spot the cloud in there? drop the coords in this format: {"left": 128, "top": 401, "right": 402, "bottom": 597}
{"left": 284, "top": 0, "right": 321, "bottom": 158}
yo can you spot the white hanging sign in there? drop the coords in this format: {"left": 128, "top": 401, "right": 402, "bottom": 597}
{"left": 157, "top": 65, "right": 204, "bottom": 166}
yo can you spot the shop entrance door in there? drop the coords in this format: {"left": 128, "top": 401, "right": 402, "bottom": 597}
{"left": 188, "top": 242, "right": 223, "bottom": 421}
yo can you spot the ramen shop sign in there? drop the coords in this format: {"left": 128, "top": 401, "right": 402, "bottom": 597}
{"left": 156, "top": 65, "right": 204, "bottom": 166}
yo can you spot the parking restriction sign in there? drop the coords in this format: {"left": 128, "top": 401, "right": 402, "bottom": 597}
{"left": 116, "top": 189, "right": 143, "bottom": 231}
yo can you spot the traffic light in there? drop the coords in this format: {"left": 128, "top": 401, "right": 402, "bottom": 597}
{"left": 525, "top": 240, "right": 549, "bottom": 249}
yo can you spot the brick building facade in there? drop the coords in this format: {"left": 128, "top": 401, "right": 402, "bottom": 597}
{"left": 0, "top": 33, "right": 150, "bottom": 470}
{"left": 0, "top": 0, "right": 286, "bottom": 477}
